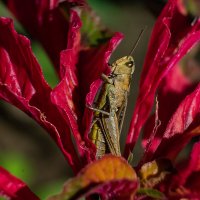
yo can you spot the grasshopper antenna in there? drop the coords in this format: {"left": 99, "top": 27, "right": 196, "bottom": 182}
{"left": 129, "top": 27, "right": 147, "bottom": 56}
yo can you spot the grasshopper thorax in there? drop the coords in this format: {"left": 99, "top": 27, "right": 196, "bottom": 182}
{"left": 111, "top": 56, "right": 135, "bottom": 75}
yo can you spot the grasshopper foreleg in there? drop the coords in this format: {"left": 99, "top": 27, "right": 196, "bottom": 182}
{"left": 101, "top": 73, "right": 113, "bottom": 84}
{"left": 86, "top": 105, "right": 110, "bottom": 116}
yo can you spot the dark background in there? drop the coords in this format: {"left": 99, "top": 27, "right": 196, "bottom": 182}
{"left": 0, "top": 0, "right": 165, "bottom": 199}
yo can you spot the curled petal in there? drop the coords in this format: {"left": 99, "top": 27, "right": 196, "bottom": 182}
{"left": 0, "top": 167, "right": 39, "bottom": 200}
{"left": 141, "top": 65, "right": 197, "bottom": 162}
{"left": 151, "top": 83, "right": 200, "bottom": 160}
{"left": 6, "top": 0, "right": 85, "bottom": 73}
{"left": 142, "top": 66, "right": 195, "bottom": 144}
{"left": 125, "top": 0, "right": 200, "bottom": 157}
{"left": 0, "top": 17, "right": 80, "bottom": 172}
{"left": 51, "top": 11, "right": 86, "bottom": 165}
{"left": 47, "top": 155, "right": 138, "bottom": 200}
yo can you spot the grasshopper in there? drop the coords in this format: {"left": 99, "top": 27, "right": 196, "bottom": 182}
{"left": 88, "top": 29, "right": 145, "bottom": 159}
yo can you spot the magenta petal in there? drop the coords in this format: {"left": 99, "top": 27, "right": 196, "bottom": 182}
{"left": 177, "top": 142, "right": 200, "bottom": 186}
{"left": 0, "top": 166, "right": 39, "bottom": 200}
{"left": 166, "top": 142, "right": 200, "bottom": 198}
{"left": 51, "top": 73, "right": 86, "bottom": 166}
{"left": 6, "top": 0, "right": 85, "bottom": 73}
{"left": 51, "top": 11, "right": 86, "bottom": 163}
{"left": 55, "top": 10, "right": 81, "bottom": 117}
{"left": 141, "top": 66, "right": 197, "bottom": 163}
{"left": 85, "top": 180, "right": 138, "bottom": 200}
{"left": 0, "top": 17, "right": 81, "bottom": 172}
{"left": 150, "top": 83, "right": 200, "bottom": 160}
{"left": 142, "top": 66, "right": 195, "bottom": 148}
{"left": 125, "top": 0, "right": 200, "bottom": 157}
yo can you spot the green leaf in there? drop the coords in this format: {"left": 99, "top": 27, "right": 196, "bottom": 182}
{"left": 137, "top": 188, "right": 166, "bottom": 199}
{"left": 80, "top": 7, "right": 112, "bottom": 46}
{"left": 32, "top": 42, "right": 58, "bottom": 88}
{"left": 138, "top": 158, "right": 174, "bottom": 188}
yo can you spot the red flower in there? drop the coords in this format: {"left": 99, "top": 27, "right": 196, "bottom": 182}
{"left": 0, "top": 1, "right": 123, "bottom": 172}
{"left": 1, "top": 0, "right": 200, "bottom": 199}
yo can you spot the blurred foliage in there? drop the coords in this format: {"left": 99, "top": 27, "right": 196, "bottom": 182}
{"left": 80, "top": 9, "right": 112, "bottom": 46}
{"left": 137, "top": 188, "right": 166, "bottom": 199}
{"left": 88, "top": 0, "right": 167, "bottom": 17}
{"left": 181, "top": 0, "right": 200, "bottom": 17}
{"left": 37, "top": 179, "right": 68, "bottom": 200}
{"left": 0, "top": 152, "right": 34, "bottom": 183}
{"left": 87, "top": 0, "right": 124, "bottom": 28}
{"left": 31, "top": 42, "right": 59, "bottom": 88}
{"left": 0, "top": 1, "right": 25, "bottom": 33}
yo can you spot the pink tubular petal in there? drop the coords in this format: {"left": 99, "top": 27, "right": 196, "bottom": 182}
{"left": 125, "top": 0, "right": 200, "bottom": 158}
{"left": 0, "top": 166, "right": 39, "bottom": 200}
{"left": 6, "top": 0, "right": 85, "bottom": 73}
{"left": 0, "top": 17, "right": 81, "bottom": 172}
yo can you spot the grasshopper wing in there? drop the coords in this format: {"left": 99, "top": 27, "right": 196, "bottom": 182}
{"left": 102, "top": 113, "right": 121, "bottom": 156}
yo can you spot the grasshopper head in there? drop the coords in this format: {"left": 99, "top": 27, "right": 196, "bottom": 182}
{"left": 111, "top": 56, "right": 135, "bottom": 75}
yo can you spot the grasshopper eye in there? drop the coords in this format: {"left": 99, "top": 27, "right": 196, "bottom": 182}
{"left": 125, "top": 61, "right": 134, "bottom": 67}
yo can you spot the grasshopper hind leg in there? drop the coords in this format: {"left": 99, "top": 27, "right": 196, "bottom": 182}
{"left": 89, "top": 121, "right": 106, "bottom": 159}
